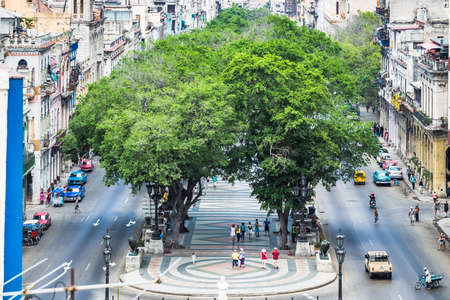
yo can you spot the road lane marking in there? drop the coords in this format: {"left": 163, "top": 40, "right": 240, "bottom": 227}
{"left": 124, "top": 196, "right": 129, "bottom": 204}
{"left": 99, "top": 240, "right": 103, "bottom": 245}
{"left": 93, "top": 218, "right": 100, "bottom": 227}
{"left": 369, "top": 239, "right": 374, "bottom": 246}
{"left": 398, "top": 295, "right": 403, "bottom": 300}
{"left": 113, "top": 216, "right": 118, "bottom": 223}
{"left": 84, "top": 263, "right": 90, "bottom": 272}
{"left": 126, "top": 219, "right": 136, "bottom": 227}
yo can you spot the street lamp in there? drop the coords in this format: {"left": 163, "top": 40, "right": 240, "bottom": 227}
{"left": 103, "top": 233, "right": 112, "bottom": 300}
{"left": 150, "top": 183, "right": 162, "bottom": 240}
{"left": 335, "top": 229, "right": 346, "bottom": 300}
{"left": 295, "top": 175, "right": 312, "bottom": 243}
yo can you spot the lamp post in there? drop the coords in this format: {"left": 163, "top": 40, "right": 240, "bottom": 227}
{"left": 335, "top": 229, "right": 346, "bottom": 300}
{"left": 103, "top": 233, "right": 111, "bottom": 300}
{"left": 150, "top": 183, "right": 162, "bottom": 240}
{"left": 294, "top": 175, "right": 311, "bottom": 242}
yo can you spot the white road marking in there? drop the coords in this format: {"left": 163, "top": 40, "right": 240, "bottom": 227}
{"left": 303, "top": 293, "right": 315, "bottom": 300}
{"left": 124, "top": 196, "right": 129, "bottom": 204}
{"left": 93, "top": 218, "right": 100, "bottom": 227}
{"left": 369, "top": 239, "right": 374, "bottom": 246}
{"left": 113, "top": 216, "right": 118, "bottom": 223}
{"left": 84, "top": 263, "right": 90, "bottom": 272}
{"left": 99, "top": 240, "right": 103, "bottom": 245}
{"left": 398, "top": 295, "right": 403, "bottom": 300}
{"left": 126, "top": 219, "right": 136, "bottom": 227}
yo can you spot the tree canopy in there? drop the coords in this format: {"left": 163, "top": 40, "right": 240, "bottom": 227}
{"left": 63, "top": 6, "right": 378, "bottom": 247}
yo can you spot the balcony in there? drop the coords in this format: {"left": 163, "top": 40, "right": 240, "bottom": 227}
{"left": 41, "top": 133, "right": 50, "bottom": 149}
{"left": 23, "top": 151, "right": 35, "bottom": 176}
{"left": 418, "top": 55, "right": 448, "bottom": 72}
{"left": 40, "top": 81, "right": 56, "bottom": 96}
{"left": 414, "top": 110, "right": 432, "bottom": 126}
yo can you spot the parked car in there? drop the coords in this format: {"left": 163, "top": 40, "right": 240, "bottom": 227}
{"left": 364, "top": 251, "right": 392, "bottom": 279}
{"left": 80, "top": 159, "right": 94, "bottom": 172}
{"left": 33, "top": 211, "right": 52, "bottom": 230}
{"left": 64, "top": 185, "right": 85, "bottom": 202}
{"left": 373, "top": 170, "right": 391, "bottom": 186}
{"left": 387, "top": 166, "right": 403, "bottom": 179}
{"left": 377, "top": 153, "right": 392, "bottom": 167}
{"left": 68, "top": 171, "right": 87, "bottom": 185}
{"left": 382, "top": 160, "right": 397, "bottom": 170}
{"left": 379, "top": 147, "right": 389, "bottom": 154}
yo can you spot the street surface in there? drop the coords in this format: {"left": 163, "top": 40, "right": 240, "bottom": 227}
{"left": 22, "top": 165, "right": 143, "bottom": 300}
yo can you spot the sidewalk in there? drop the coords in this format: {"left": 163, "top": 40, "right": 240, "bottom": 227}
{"left": 121, "top": 180, "right": 336, "bottom": 297}
{"left": 120, "top": 254, "right": 336, "bottom": 297}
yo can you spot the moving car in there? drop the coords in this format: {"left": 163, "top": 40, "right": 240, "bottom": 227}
{"left": 382, "top": 160, "right": 397, "bottom": 170}
{"left": 51, "top": 187, "right": 65, "bottom": 207}
{"left": 64, "top": 185, "right": 85, "bottom": 202}
{"left": 33, "top": 211, "right": 52, "bottom": 230}
{"left": 373, "top": 170, "right": 391, "bottom": 186}
{"left": 23, "top": 220, "right": 43, "bottom": 246}
{"left": 365, "top": 251, "right": 392, "bottom": 279}
{"left": 377, "top": 153, "right": 392, "bottom": 167}
{"left": 353, "top": 170, "right": 366, "bottom": 185}
{"left": 387, "top": 165, "right": 403, "bottom": 179}
{"left": 80, "top": 159, "right": 94, "bottom": 172}
{"left": 68, "top": 171, "right": 87, "bottom": 185}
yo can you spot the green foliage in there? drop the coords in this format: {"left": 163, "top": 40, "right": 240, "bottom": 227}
{"left": 63, "top": 7, "right": 378, "bottom": 247}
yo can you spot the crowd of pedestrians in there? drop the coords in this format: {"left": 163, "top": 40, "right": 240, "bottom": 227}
{"left": 231, "top": 247, "right": 280, "bottom": 270}
{"left": 230, "top": 218, "right": 270, "bottom": 247}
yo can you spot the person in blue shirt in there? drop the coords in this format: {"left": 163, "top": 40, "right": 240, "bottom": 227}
{"left": 240, "top": 223, "right": 246, "bottom": 241}
{"left": 264, "top": 218, "right": 270, "bottom": 236}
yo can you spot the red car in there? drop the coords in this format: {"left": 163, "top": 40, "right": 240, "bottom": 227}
{"left": 33, "top": 211, "right": 52, "bottom": 230}
{"left": 382, "top": 160, "right": 397, "bottom": 170}
{"left": 80, "top": 159, "right": 94, "bottom": 172}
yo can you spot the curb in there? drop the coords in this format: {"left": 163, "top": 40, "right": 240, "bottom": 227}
{"left": 120, "top": 271, "right": 337, "bottom": 297}
{"left": 432, "top": 218, "right": 449, "bottom": 239}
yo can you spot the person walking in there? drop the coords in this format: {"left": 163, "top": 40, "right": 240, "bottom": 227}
{"left": 444, "top": 200, "right": 449, "bottom": 217}
{"left": 414, "top": 205, "right": 420, "bottom": 222}
{"left": 408, "top": 207, "right": 415, "bottom": 225}
{"left": 240, "top": 222, "right": 246, "bottom": 241}
{"left": 239, "top": 248, "right": 245, "bottom": 268}
{"left": 212, "top": 176, "right": 217, "bottom": 189}
{"left": 255, "top": 219, "right": 260, "bottom": 238}
{"left": 40, "top": 189, "right": 45, "bottom": 205}
{"left": 272, "top": 247, "right": 280, "bottom": 269}
{"left": 264, "top": 218, "right": 270, "bottom": 237}
{"left": 374, "top": 208, "right": 379, "bottom": 224}
{"left": 407, "top": 167, "right": 412, "bottom": 181}
{"left": 230, "top": 224, "right": 236, "bottom": 246}
{"left": 261, "top": 248, "right": 267, "bottom": 269}
{"left": 434, "top": 201, "right": 441, "bottom": 219}
{"left": 248, "top": 222, "right": 253, "bottom": 241}
{"left": 46, "top": 189, "right": 51, "bottom": 206}
{"left": 192, "top": 252, "right": 196, "bottom": 265}
{"left": 236, "top": 224, "right": 241, "bottom": 244}
{"left": 419, "top": 179, "right": 424, "bottom": 194}
{"left": 439, "top": 233, "right": 447, "bottom": 251}
{"left": 411, "top": 175, "right": 416, "bottom": 190}
{"left": 432, "top": 191, "right": 438, "bottom": 203}
{"left": 231, "top": 249, "right": 239, "bottom": 270}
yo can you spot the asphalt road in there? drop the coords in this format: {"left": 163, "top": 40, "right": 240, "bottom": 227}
{"left": 22, "top": 165, "right": 144, "bottom": 300}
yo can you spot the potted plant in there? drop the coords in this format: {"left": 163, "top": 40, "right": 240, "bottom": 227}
{"left": 440, "top": 116, "right": 448, "bottom": 128}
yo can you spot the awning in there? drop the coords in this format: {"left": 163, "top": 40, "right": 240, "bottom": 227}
{"left": 418, "top": 42, "right": 440, "bottom": 50}
{"left": 410, "top": 81, "right": 421, "bottom": 90}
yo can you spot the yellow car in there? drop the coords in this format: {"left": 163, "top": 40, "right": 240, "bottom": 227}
{"left": 353, "top": 170, "right": 366, "bottom": 184}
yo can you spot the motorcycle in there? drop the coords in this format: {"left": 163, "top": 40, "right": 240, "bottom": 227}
{"left": 369, "top": 193, "right": 376, "bottom": 208}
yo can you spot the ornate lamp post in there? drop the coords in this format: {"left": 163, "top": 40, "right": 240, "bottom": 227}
{"left": 335, "top": 229, "right": 346, "bottom": 300}
{"left": 149, "top": 183, "right": 162, "bottom": 240}
{"left": 296, "top": 175, "right": 312, "bottom": 242}
{"left": 103, "top": 233, "right": 111, "bottom": 300}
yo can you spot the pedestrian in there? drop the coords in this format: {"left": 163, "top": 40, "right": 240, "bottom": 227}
{"left": 272, "top": 247, "right": 280, "bottom": 269}
{"left": 46, "top": 189, "right": 51, "bottom": 206}
{"left": 231, "top": 249, "right": 239, "bottom": 269}
{"left": 248, "top": 221, "right": 253, "bottom": 240}
{"left": 374, "top": 208, "right": 379, "bottom": 224}
{"left": 434, "top": 201, "right": 440, "bottom": 219}
{"left": 255, "top": 219, "right": 260, "bottom": 238}
{"left": 241, "top": 222, "right": 246, "bottom": 241}
{"left": 407, "top": 167, "right": 411, "bottom": 181}
{"left": 366, "top": 104, "right": 369, "bottom": 112}
{"left": 432, "top": 191, "right": 438, "bottom": 203}
{"left": 236, "top": 224, "right": 241, "bottom": 244}
{"left": 261, "top": 248, "right": 267, "bottom": 269}
{"left": 212, "top": 176, "right": 217, "bottom": 189}
{"left": 419, "top": 179, "right": 424, "bottom": 194}
{"left": 411, "top": 175, "right": 416, "bottom": 190}
{"left": 439, "top": 233, "right": 446, "bottom": 251}
{"left": 192, "top": 252, "right": 196, "bottom": 265}
{"left": 291, "top": 223, "right": 297, "bottom": 243}
{"left": 408, "top": 207, "right": 415, "bottom": 225}
{"left": 40, "top": 189, "right": 44, "bottom": 205}
{"left": 264, "top": 218, "right": 270, "bottom": 237}
{"left": 444, "top": 200, "right": 449, "bottom": 217}
{"left": 230, "top": 224, "right": 236, "bottom": 246}
{"left": 414, "top": 205, "right": 420, "bottom": 222}
{"left": 239, "top": 248, "right": 245, "bottom": 268}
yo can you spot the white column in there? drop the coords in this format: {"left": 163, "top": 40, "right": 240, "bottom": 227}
{"left": 0, "top": 66, "right": 10, "bottom": 295}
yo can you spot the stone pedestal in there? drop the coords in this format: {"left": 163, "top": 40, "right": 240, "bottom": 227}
{"left": 315, "top": 253, "right": 333, "bottom": 273}
{"left": 295, "top": 241, "right": 315, "bottom": 257}
{"left": 148, "top": 238, "right": 164, "bottom": 254}
{"left": 306, "top": 232, "right": 318, "bottom": 244}
{"left": 125, "top": 251, "right": 143, "bottom": 273}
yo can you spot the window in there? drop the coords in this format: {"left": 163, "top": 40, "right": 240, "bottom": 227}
{"left": 168, "top": 5, "right": 175, "bottom": 14}
{"left": 18, "top": 59, "right": 28, "bottom": 69}
{"left": 336, "top": 1, "right": 339, "bottom": 15}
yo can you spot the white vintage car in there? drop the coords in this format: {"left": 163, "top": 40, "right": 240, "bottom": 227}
{"left": 364, "top": 251, "right": 392, "bottom": 279}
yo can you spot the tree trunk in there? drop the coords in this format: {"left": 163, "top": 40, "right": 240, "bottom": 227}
{"left": 277, "top": 209, "right": 290, "bottom": 249}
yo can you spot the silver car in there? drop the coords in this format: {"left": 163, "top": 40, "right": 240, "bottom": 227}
{"left": 387, "top": 166, "right": 403, "bottom": 179}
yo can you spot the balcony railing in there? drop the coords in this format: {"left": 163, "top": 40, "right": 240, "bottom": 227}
{"left": 41, "top": 81, "right": 56, "bottom": 96}
{"left": 414, "top": 110, "right": 432, "bottom": 126}
{"left": 418, "top": 55, "right": 448, "bottom": 72}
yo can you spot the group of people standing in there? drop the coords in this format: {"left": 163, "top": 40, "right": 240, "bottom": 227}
{"left": 231, "top": 248, "right": 280, "bottom": 270}
{"left": 230, "top": 218, "right": 271, "bottom": 246}
{"left": 432, "top": 192, "right": 449, "bottom": 219}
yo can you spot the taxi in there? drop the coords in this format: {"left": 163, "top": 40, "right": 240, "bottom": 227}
{"left": 353, "top": 170, "right": 366, "bottom": 185}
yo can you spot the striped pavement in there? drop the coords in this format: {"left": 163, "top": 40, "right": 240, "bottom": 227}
{"left": 120, "top": 179, "right": 336, "bottom": 297}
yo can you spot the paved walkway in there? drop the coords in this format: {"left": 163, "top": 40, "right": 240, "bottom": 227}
{"left": 121, "top": 180, "right": 335, "bottom": 296}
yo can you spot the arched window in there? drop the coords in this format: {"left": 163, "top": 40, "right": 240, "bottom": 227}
{"left": 18, "top": 59, "right": 28, "bottom": 69}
